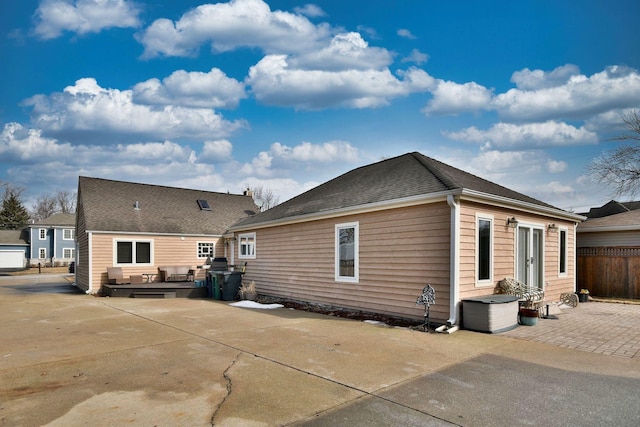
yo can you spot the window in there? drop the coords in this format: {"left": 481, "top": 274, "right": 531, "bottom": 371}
{"left": 238, "top": 233, "right": 256, "bottom": 259}
{"left": 63, "top": 229, "right": 75, "bottom": 240}
{"left": 39, "top": 248, "right": 46, "bottom": 259}
{"left": 115, "top": 240, "right": 153, "bottom": 265}
{"left": 63, "top": 248, "right": 75, "bottom": 259}
{"left": 335, "top": 222, "right": 359, "bottom": 282}
{"left": 477, "top": 216, "right": 493, "bottom": 283}
{"left": 39, "top": 229, "right": 46, "bottom": 240}
{"left": 559, "top": 228, "right": 568, "bottom": 275}
{"left": 198, "top": 242, "right": 215, "bottom": 258}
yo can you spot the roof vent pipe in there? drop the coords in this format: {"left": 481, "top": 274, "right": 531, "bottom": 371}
{"left": 134, "top": 201, "right": 140, "bottom": 210}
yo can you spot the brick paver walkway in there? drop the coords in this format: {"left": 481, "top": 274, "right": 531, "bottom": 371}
{"left": 502, "top": 301, "right": 640, "bottom": 358}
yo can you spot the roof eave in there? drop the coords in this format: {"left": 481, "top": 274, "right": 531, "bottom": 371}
{"left": 460, "top": 189, "right": 586, "bottom": 222}
{"left": 229, "top": 190, "right": 459, "bottom": 231}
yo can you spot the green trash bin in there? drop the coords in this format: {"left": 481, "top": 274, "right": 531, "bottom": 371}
{"left": 208, "top": 271, "right": 223, "bottom": 300}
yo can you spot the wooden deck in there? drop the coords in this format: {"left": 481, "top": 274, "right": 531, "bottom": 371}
{"left": 103, "top": 282, "right": 208, "bottom": 298}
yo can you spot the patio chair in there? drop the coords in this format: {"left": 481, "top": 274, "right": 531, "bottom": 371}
{"left": 497, "top": 277, "right": 544, "bottom": 310}
{"left": 107, "top": 267, "right": 129, "bottom": 285}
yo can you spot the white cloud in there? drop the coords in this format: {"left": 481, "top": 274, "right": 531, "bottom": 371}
{"left": 444, "top": 121, "right": 598, "bottom": 149}
{"left": 23, "top": 78, "right": 246, "bottom": 143}
{"left": 397, "top": 29, "right": 416, "bottom": 39}
{"left": 511, "top": 64, "right": 580, "bottom": 90}
{"left": 1, "top": 122, "right": 72, "bottom": 161}
{"left": 132, "top": 68, "right": 247, "bottom": 109}
{"left": 401, "top": 49, "right": 429, "bottom": 65}
{"left": 136, "top": 0, "right": 331, "bottom": 58}
{"left": 293, "top": 4, "right": 326, "bottom": 17}
{"left": 423, "top": 80, "right": 493, "bottom": 115}
{"left": 33, "top": 0, "right": 141, "bottom": 39}
{"left": 248, "top": 55, "right": 434, "bottom": 109}
{"left": 289, "top": 32, "right": 393, "bottom": 71}
{"left": 546, "top": 159, "right": 568, "bottom": 173}
{"left": 201, "top": 139, "right": 233, "bottom": 161}
{"left": 241, "top": 140, "right": 359, "bottom": 177}
{"left": 493, "top": 65, "right": 640, "bottom": 121}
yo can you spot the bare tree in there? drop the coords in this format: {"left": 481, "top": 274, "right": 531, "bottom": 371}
{"left": 590, "top": 110, "right": 640, "bottom": 197}
{"left": 32, "top": 194, "right": 58, "bottom": 222}
{"left": 56, "top": 190, "right": 76, "bottom": 214}
{"left": 247, "top": 185, "right": 280, "bottom": 211}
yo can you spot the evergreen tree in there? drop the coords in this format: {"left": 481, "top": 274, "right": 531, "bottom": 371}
{"left": 0, "top": 189, "right": 30, "bottom": 230}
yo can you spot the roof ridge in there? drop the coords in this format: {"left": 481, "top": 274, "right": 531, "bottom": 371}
{"left": 409, "top": 152, "right": 460, "bottom": 190}
{"left": 79, "top": 176, "right": 245, "bottom": 198}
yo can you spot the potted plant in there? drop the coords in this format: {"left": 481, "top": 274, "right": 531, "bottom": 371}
{"left": 238, "top": 280, "right": 257, "bottom": 301}
{"left": 579, "top": 288, "right": 589, "bottom": 303}
{"left": 518, "top": 307, "right": 539, "bottom": 326}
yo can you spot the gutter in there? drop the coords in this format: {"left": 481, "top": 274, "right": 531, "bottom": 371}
{"left": 447, "top": 194, "right": 460, "bottom": 326}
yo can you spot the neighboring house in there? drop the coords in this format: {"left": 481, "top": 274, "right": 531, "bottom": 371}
{"left": 29, "top": 213, "right": 77, "bottom": 267}
{"left": 577, "top": 200, "right": 640, "bottom": 299}
{"left": 229, "top": 152, "right": 584, "bottom": 324}
{"left": 0, "top": 229, "right": 29, "bottom": 269}
{"left": 75, "top": 176, "right": 259, "bottom": 294}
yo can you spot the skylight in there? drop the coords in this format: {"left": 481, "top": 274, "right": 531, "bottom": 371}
{"left": 197, "top": 199, "right": 211, "bottom": 210}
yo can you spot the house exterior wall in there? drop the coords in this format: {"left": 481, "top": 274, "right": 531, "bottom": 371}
{"left": 76, "top": 207, "right": 89, "bottom": 292}
{"left": 458, "top": 201, "right": 577, "bottom": 303}
{"left": 83, "top": 233, "right": 225, "bottom": 293}
{"left": 28, "top": 226, "right": 76, "bottom": 266}
{"left": 237, "top": 203, "right": 452, "bottom": 322}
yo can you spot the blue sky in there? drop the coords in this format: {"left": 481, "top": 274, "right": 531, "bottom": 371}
{"left": 1, "top": 0, "right": 639, "bottom": 212}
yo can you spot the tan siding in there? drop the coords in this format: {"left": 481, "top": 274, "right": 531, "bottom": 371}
{"left": 239, "top": 203, "right": 452, "bottom": 322}
{"left": 89, "top": 234, "right": 224, "bottom": 292}
{"left": 458, "top": 201, "right": 576, "bottom": 303}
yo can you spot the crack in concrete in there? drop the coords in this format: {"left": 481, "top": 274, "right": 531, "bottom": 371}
{"left": 210, "top": 352, "right": 241, "bottom": 426}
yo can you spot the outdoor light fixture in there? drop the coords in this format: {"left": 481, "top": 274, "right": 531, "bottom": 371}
{"left": 506, "top": 217, "right": 518, "bottom": 228}
{"left": 548, "top": 223, "right": 558, "bottom": 232}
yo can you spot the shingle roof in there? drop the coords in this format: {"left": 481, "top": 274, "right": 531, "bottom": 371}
{"left": 78, "top": 177, "right": 258, "bottom": 235}
{"left": 233, "top": 152, "right": 561, "bottom": 228}
{"left": 0, "top": 229, "right": 29, "bottom": 245}
{"left": 578, "top": 208, "right": 640, "bottom": 230}
{"left": 33, "top": 213, "right": 76, "bottom": 226}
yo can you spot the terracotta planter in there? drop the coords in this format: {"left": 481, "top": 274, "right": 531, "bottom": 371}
{"left": 518, "top": 308, "right": 539, "bottom": 326}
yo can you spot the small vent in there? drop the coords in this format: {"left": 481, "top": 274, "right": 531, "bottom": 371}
{"left": 197, "top": 199, "right": 211, "bottom": 210}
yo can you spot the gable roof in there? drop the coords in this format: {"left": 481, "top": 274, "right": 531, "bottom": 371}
{"left": 78, "top": 177, "right": 258, "bottom": 235}
{"left": 33, "top": 213, "right": 76, "bottom": 227}
{"left": 578, "top": 208, "right": 640, "bottom": 232}
{"left": 232, "top": 152, "right": 579, "bottom": 229}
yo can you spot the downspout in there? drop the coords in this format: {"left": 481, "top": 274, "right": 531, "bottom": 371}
{"left": 447, "top": 194, "right": 460, "bottom": 326}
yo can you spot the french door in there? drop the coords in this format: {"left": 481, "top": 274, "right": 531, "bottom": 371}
{"left": 516, "top": 226, "right": 544, "bottom": 289}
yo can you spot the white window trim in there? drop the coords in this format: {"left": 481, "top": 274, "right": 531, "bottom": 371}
{"left": 63, "top": 248, "right": 75, "bottom": 259}
{"left": 476, "top": 214, "right": 494, "bottom": 287}
{"left": 197, "top": 241, "right": 216, "bottom": 259}
{"left": 39, "top": 229, "right": 46, "bottom": 240}
{"left": 113, "top": 239, "right": 154, "bottom": 266}
{"left": 63, "top": 229, "right": 75, "bottom": 240}
{"left": 238, "top": 233, "right": 256, "bottom": 259}
{"left": 335, "top": 222, "right": 359, "bottom": 283}
{"left": 559, "top": 226, "right": 568, "bottom": 276}
{"left": 38, "top": 248, "right": 46, "bottom": 259}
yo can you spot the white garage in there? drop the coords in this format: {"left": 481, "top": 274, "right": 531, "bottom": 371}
{"left": 0, "top": 250, "right": 25, "bottom": 269}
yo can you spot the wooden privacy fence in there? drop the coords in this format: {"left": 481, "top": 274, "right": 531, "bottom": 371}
{"left": 577, "top": 247, "right": 640, "bottom": 299}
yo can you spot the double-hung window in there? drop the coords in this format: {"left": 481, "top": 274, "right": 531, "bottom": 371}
{"left": 477, "top": 215, "right": 493, "bottom": 284}
{"left": 335, "top": 222, "right": 359, "bottom": 283}
{"left": 559, "top": 228, "right": 568, "bottom": 275}
{"left": 63, "top": 229, "right": 75, "bottom": 240}
{"left": 115, "top": 240, "right": 152, "bottom": 265}
{"left": 63, "top": 248, "right": 75, "bottom": 259}
{"left": 39, "top": 248, "right": 46, "bottom": 259}
{"left": 39, "top": 229, "right": 46, "bottom": 240}
{"left": 238, "top": 233, "right": 256, "bottom": 259}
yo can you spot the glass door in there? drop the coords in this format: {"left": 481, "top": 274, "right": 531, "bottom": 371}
{"left": 516, "top": 226, "right": 543, "bottom": 289}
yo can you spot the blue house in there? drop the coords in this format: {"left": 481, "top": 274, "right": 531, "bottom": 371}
{"left": 29, "top": 213, "right": 76, "bottom": 267}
